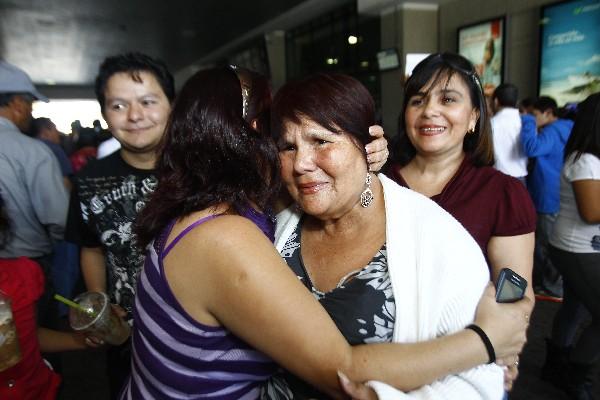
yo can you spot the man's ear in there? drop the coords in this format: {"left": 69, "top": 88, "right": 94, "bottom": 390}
{"left": 10, "top": 96, "right": 25, "bottom": 110}
{"left": 251, "top": 118, "right": 259, "bottom": 130}
{"left": 11, "top": 96, "right": 30, "bottom": 118}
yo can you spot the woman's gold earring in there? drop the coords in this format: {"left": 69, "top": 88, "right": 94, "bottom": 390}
{"left": 360, "top": 173, "right": 374, "bottom": 208}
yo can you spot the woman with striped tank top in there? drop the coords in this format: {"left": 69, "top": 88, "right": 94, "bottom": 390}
{"left": 122, "top": 67, "right": 529, "bottom": 399}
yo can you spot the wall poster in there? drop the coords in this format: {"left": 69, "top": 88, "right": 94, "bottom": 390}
{"left": 539, "top": 0, "right": 600, "bottom": 105}
{"left": 458, "top": 18, "right": 505, "bottom": 96}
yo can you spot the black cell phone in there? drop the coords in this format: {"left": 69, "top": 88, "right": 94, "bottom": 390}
{"left": 496, "top": 268, "right": 527, "bottom": 303}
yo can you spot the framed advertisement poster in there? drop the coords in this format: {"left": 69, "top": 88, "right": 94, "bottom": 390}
{"left": 458, "top": 17, "right": 505, "bottom": 96}
{"left": 539, "top": 0, "right": 600, "bottom": 105}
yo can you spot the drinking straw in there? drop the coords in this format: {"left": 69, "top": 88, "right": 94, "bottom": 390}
{"left": 53, "top": 294, "right": 95, "bottom": 316}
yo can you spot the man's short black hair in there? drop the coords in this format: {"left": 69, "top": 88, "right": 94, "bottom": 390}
{"left": 0, "top": 92, "right": 31, "bottom": 107}
{"left": 30, "top": 117, "right": 54, "bottom": 137}
{"left": 533, "top": 96, "right": 558, "bottom": 116}
{"left": 493, "top": 83, "right": 518, "bottom": 108}
{"left": 94, "top": 52, "right": 175, "bottom": 112}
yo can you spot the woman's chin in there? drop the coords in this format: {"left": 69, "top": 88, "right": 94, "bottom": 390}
{"left": 297, "top": 204, "right": 323, "bottom": 217}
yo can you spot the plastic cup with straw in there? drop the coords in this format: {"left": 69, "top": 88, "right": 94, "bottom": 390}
{"left": 54, "top": 294, "right": 96, "bottom": 317}
{"left": 58, "top": 292, "right": 130, "bottom": 345}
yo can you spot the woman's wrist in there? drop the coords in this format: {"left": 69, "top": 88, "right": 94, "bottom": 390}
{"left": 466, "top": 324, "right": 496, "bottom": 364}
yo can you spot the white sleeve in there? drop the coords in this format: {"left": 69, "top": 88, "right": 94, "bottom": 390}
{"left": 370, "top": 189, "right": 504, "bottom": 399}
{"left": 97, "top": 138, "right": 121, "bottom": 159}
{"left": 367, "top": 364, "right": 502, "bottom": 400}
{"left": 274, "top": 206, "right": 302, "bottom": 251}
{"left": 564, "top": 153, "right": 600, "bottom": 181}
{"left": 368, "top": 273, "right": 504, "bottom": 400}
{"left": 369, "top": 284, "right": 504, "bottom": 400}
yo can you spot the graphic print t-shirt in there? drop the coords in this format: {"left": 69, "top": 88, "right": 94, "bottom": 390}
{"left": 66, "top": 151, "right": 157, "bottom": 319}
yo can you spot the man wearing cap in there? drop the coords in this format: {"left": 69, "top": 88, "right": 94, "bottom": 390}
{"left": 30, "top": 117, "right": 74, "bottom": 189}
{"left": 0, "top": 61, "right": 68, "bottom": 328}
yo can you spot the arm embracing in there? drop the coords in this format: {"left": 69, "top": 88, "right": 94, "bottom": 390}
{"left": 185, "top": 217, "right": 516, "bottom": 398}
{"left": 400, "top": 259, "right": 504, "bottom": 399}
{"left": 366, "top": 290, "right": 509, "bottom": 399}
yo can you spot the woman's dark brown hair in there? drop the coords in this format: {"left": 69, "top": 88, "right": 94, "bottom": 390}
{"left": 135, "top": 67, "right": 280, "bottom": 249}
{"left": 564, "top": 92, "right": 600, "bottom": 162}
{"left": 271, "top": 73, "right": 375, "bottom": 152}
{"left": 230, "top": 66, "right": 272, "bottom": 136}
{"left": 394, "top": 52, "right": 494, "bottom": 167}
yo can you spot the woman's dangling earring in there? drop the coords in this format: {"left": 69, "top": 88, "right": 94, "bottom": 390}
{"left": 360, "top": 173, "right": 374, "bottom": 208}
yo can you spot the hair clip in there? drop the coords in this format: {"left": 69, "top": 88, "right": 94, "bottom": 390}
{"left": 230, "top": 65, "right": 251, "bottom": 119}
{"left": 470, "top": 73, "right": 482, "bottom": 90}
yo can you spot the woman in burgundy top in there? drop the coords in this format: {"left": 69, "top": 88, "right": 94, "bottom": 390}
{"left": 388, "top": 53, "right": 536, "bottom": 390}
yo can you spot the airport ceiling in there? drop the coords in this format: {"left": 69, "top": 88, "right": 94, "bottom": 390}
{"left": 0, "top": 0, "right": 348, "bottom": 86}
{"left": 0, "top": 0, "right": 450, "bottom": 88}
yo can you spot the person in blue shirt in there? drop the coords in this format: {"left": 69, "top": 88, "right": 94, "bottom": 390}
{"left": 30, "top": 117, "right": 80, "bottom": 317}
{"left": 521, "top": 96, "right": 574, "bottom": 298}
{"left": 30, "top": 117, "right": 73, "bottom": 189}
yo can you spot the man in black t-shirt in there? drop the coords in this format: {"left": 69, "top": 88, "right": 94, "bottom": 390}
{"left": 66, "top": 153, "right": 158, "bottom": 317}
{"left": 65, "top": 52, "right": 175, "bottom": 399}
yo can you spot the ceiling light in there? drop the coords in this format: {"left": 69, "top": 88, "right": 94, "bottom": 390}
{"left": 348, "top": 35, "right": 358, "bottom": 45}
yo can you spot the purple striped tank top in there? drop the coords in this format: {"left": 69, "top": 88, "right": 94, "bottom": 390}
{"left": 120, "top": 210, "right": 278, "bottom": 399}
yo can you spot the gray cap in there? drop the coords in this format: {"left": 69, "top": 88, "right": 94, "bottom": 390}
{"left": 0, "top": 61, "right": 49, "bottom": 102}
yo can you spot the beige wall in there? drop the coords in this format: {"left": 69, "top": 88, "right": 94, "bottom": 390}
{"left": 379, "top": 6, "right": 438, "bottom": 137}
{"left": 439, "top": 0, "right": 558, "bottom": 100}
{"left": 376, "top": 0, "right": 559, "bottom": 136}
{"left": 265, "top": 31, "right": 287, "bottom": 92}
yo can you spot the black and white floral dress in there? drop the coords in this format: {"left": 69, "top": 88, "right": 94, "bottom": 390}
{"left": 268, "top": 221, "right": 396, "bottom": 399}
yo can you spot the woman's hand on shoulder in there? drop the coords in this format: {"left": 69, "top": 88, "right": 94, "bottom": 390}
{"left": 473, "top": 283, "right": 530, "bottom": 361}
{"left": 366, "top": 125, "right": 388, "bottom": 173}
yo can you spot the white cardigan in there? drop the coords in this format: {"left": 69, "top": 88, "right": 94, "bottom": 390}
{"left": 275, "top": 174, "right": 503, "bottom": 399}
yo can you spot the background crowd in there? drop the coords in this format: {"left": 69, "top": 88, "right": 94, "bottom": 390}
{"left": 0, "top": 49, "right": 598, "bottom": 400}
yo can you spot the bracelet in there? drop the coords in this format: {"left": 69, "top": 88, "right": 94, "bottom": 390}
{"left": 466, "top": 324, "right": 496, "bottom": 364}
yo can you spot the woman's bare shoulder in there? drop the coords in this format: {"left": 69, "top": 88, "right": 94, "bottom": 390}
{"left": 182, "top": 214, "right": 272, "bottom": 248}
